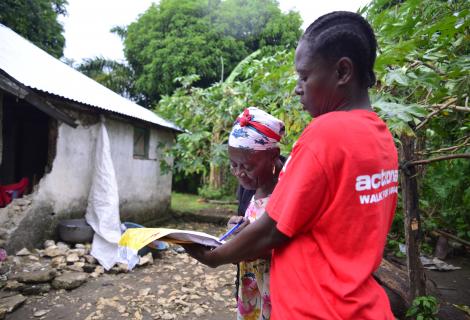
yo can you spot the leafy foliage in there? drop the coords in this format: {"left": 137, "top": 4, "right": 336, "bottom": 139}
{"left": 159, "top": 0, "right": 470, "bottom": 233}
{"left": 421, "top": 159, "right": 470, "bottom": 239}
{"left": 365, "top": 0, "right": 469, "bottom": 136}
{"left": 406, "top": 295, "right": 439, "bottom": 320}
{"left": 123, "top": 0, "right": 302, "bottom": 106}
{"left": 0, "top": 0, "right": 67, "bottom": 58}
{"left": 365, "top": 0, "right": 470, "bottom": 239}
{"left": 156, "top": 50, "right": 307, "bottom": 190}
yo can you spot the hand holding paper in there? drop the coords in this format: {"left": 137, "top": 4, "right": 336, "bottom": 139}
{"left": 119, "top": 227, "right": 224, "bottom": 253}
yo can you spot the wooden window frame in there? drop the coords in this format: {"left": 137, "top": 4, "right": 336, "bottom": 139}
{"left": 133, "top": 126, "right": 150, "bottom": 159}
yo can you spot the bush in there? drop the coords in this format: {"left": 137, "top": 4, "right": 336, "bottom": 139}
{"left": 406, "top": 296, "right": 439, "bottom": 320}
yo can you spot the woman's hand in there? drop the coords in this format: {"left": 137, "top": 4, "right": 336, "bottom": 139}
{"left": 181, "top": 243, "right": 218, "bottom": 268}
{"left": 227, "top": 216, "right": 250, "bottom": 236}
{"left": 183, "top": 214, "right": 289, "bottom": 268}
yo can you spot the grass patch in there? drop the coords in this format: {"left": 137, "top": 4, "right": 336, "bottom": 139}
{"left": 171, "top": 192, "right": 237, "bottom": 213}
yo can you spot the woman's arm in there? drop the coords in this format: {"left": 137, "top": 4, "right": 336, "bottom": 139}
{"left": 183, "top": 213, "right": 289, "bottom": 268}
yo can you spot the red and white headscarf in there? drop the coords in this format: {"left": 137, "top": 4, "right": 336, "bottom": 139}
{"left": 228, "top": 107, "right": 285, "bottom": 150}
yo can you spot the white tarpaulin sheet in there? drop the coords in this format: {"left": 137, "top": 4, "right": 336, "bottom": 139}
{"left": 85, "top": 122, "right": 137, "bottom": 270}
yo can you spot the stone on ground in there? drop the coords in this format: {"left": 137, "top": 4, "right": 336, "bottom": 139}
{"left": 0, "top": 294, "right": 26, "bottom": 319}
{"left": 138, "top": 253, "right": 153, "bottom": 266}
{"left": 14, "top": 269, "right": 56, "bottom": 284}
{"left": 51, "top": 272, "right": 88, "bottom": 290}
{"left": 43, "top": 246, "right": 67, "bottom": 258}
{"left": 19, "top": 283, "right": 50, "bottom": 295}
{"left": 15, "top": 248, "right": 31, "bottom": 256}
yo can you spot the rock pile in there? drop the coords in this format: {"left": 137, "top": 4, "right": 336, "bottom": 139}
{"left": 0, "top": 240, "right": 155, "bottom": 319}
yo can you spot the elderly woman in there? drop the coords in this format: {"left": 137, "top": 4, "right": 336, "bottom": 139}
{"left": 225, "top": 106, "right": 285, "bottom": 320}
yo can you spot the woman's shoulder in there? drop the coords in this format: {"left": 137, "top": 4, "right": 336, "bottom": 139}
{"left": 303, "top": 110, "right": 381, "bottom": 138}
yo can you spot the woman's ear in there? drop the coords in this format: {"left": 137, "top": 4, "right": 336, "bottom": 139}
{"left": 336, "top": 57, "right": 354, "bottom": 86}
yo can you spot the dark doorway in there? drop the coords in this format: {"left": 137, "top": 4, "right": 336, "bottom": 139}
{"left": 0, "top": 92, "right": 51, "bottom": 190}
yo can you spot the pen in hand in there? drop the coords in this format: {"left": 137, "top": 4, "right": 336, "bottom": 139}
{"left": 219, "top": 219, "right": 245, "bottom": 241}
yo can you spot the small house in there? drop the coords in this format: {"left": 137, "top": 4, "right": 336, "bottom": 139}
{"left": 0, "top": 24, "right": 181, "bottom": 252}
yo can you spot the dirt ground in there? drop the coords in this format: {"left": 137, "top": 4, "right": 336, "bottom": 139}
{"left": 5, "top": 222, "right": 238, "bottom": 320}
{"left": 425, "top": 256, "right": 470, "bottom": 317}
{"left": 3, "top": 218, "right": 470, "bottom": 320}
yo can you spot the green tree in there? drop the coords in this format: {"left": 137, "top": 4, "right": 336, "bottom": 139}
{"left": 156, "top": 49, "right": 307, "bottom": 195}
{"left": 364, "top": 0, "right": 469, "bottom": 299}
{"left": 364, "top": 0, "right": 470, "bottom": 239}
{"left": 0, "top": 0, "right": 67, "bottom": 58}
{"left": 76, "top": 57, "right": 136, "bottom": 100}
{"left": 123, "top": 0, "right": 302, "bottom": 106}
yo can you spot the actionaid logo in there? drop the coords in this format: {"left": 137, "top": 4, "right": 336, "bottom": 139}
{"left": 355, "top": 169, "right": 399, "bottom": 191}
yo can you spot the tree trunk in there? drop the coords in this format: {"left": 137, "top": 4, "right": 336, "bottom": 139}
{"left": 375, "top": 259, "right": 411, "bottom": 305}
{"left": 209, "top": 162, "right": 224, "bottom": 189}
{"left": 375, "top": 259, "right": 410, "bottom": 318}
{"left": 400, "top": 134, "right": 427, "bottom": 300}
{"left": 208, "top": 129, "right": 224, "bottom": 190}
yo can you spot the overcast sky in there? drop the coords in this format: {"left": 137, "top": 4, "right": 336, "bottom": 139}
{"left": 60, "top": 0, "right": 371, "bottom": 63}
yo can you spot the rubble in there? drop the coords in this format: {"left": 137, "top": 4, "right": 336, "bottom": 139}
{"left": 0, "top": 221, "right": 237, "bottom": 319}
{"left": 2, "top": 240, "right": 99, "bottom": 297}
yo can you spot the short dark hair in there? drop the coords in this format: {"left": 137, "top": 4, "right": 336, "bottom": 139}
{"left": 301, "top": 11, "right": 377, "bottom": 88}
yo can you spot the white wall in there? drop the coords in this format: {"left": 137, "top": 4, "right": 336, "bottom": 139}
{"left": 35, "top": 116, "right": 174, "bottom": 222}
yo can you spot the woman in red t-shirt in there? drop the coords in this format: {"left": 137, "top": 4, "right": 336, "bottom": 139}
{"left": 184, "top": 11, "right": 397, "bottom": 320}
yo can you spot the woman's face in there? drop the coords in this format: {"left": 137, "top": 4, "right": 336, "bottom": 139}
{"left": 228, "top": 146, "right": 277, "bottom": 190}
{"left": 294, "top": 40, "right": 341, "bottom": 117}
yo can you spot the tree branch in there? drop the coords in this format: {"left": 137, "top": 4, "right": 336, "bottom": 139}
{"left": 408, "top": 59, "right": 444, "bottom": 75}
{"left": 407, "top": 153, "right": 470, "bottom": 166}
{"left": 416, "top": 98, "right": 457, "bottom": 131}
{"left": 430, "top": 103, "right": 470, "bottom": 113}
{"left": 418, "top": 136, "right": 470, "bottom": 155}
{"left": 431, "top": 230, "right": 470, "bottom": 247}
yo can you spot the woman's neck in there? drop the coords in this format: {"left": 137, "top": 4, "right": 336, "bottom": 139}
{"left": 255, "top": 182, "right": 275, "bottom": 200}
{"left": 254, "top": 159, "right": 283, "bottom": 200}
{"left": 335, "top": 87, "right": 372, "bottom": 112}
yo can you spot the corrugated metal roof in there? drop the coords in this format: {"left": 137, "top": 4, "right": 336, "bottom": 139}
{"left": 0, "top": 24, "right": 181, "bottom": 132}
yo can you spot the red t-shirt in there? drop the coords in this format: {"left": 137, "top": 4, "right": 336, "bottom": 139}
{"left": 266, "top": 109, "right": 398, "bottom": 320}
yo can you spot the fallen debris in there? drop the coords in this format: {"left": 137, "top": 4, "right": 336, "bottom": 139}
{"left": 420, "top": 256, "right": 461, "bottom": 271}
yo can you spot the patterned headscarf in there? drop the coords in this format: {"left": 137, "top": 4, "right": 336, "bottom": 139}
{"left": 228, "top": 107, "right": 285, "bottom": 150}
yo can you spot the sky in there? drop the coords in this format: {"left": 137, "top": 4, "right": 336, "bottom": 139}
{"left": 60, "top": 0, "right": 371, "bottom": 64}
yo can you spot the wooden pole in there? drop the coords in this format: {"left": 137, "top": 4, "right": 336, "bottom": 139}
{"left": 400, "top": 134, "right": 427, "bottom": 300}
